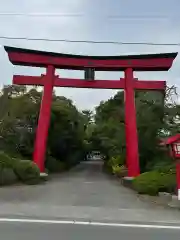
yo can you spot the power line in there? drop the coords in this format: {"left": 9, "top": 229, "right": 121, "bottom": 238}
{"left": 0, "top": 12, "right": 174, "bottom": 20}
{"left": 0, "top": 13, "right": 83, "bottom": 17}
{"left": 0, "top": 35, "right": 180, "bottom": 46}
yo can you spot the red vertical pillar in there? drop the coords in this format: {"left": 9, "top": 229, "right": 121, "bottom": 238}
{"left": 124, "top": 68, "right": 140, "bottom": 177}
{"left": 33, "top": 65, "right": 55, "bottom": 173}
{"left": 176, "top": 162, "right": 180, "bottom": 200}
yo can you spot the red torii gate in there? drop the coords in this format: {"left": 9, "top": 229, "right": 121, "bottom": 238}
{"left": 4, "top": 46, "right": 177, "bottom": 177}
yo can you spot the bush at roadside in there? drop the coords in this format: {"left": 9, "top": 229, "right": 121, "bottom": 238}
{"left": 105, "top": 155, "right": 124, "bottom": 173}
{"left": 45, "top": 156, "right": 66, "bottom": 173}
{"left": 14, "top": 160, "right": 40, "bottom": 185}
{"left": 0, "top": 168, "right": 17, "bottom": 186}
{"left": 112, "top": 165, "right": 128, "bottom": 178}
{"left": 153, "top": 163, "right": 176, "bottom": 174}
{"left": 133, "top": 170, "right": 176, "bottom": 196}
{"left": 0, "top": 151, "right": 17, "bottom": 186}
{"left": 109, "top": 155, "right": 124, "bottom": 167}
{"left": 0, "top": 151, "right": 13, "bottom": 168}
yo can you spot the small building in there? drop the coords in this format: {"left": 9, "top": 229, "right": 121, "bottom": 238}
{"left": 160, "top": 134, "right": 180, "bottom": 158}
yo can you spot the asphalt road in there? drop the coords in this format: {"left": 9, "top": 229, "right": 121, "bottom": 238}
{"left": 0, "top": 160, "right": 180, "bottom": 224}
{"left": 1, "top": 221, "right": 180, "bottom": 240}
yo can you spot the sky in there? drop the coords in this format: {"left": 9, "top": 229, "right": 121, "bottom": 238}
{"left": 0, "top": 0, "right": 180, "bottom": 111}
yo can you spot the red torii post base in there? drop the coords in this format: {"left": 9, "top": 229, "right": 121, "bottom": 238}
{"left": 4, "top": 46, "right": 177, "bottom": 177}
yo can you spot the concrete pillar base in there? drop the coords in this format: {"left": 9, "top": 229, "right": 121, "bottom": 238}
{"left": 40, "top": 172, "right": 48, "bottom": 177}
{"left": 123, "top": 176, "right": 135, "bottom": 181}
{"left": 168, "top": 195, "right": 180, "bottom": 208}
{"left": 121, "top": 176, "right": 134, "bottom": 189}
{"left": 40, "top": 172, "right": 49, "bottom": 181}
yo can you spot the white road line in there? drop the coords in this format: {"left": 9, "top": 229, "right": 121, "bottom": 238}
{"left": 0, "top": 218, "right": 180, "bottom": 230}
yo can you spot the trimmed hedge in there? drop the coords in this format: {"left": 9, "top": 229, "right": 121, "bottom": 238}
{"left": 0, "top": 151, "right": 13, "bottom": 168}
{"left": 0, "top": 151, "right": 43, "bottom": 185}
{"left": 45, "top": 156, "right": 66, "bottom": 173}
{"left": 0, "top": 151, "right": 18, "bottom": 186}
{"left": 14, "top": 160, "right": 40, "bottom": 185}
{"left": 0, "top": 168, "right": 17, "bottom": 186}
{"left": 133, "top": 170, "right": 176, "bottom": 195}
{"left": 105, "top": 155, "right": 124, "bottom": 174}
{"left": 155, "top": 164, "right": 176, "bottom": 174}
{"left": 112, "top": 165, "right": 121, "bottom": 175}
{"left": 109, "top": 156, "right": 124, "bottom": 167}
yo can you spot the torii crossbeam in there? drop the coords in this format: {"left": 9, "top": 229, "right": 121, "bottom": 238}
{"left": 4, "top": 46, "right": 177, "bottom": 177}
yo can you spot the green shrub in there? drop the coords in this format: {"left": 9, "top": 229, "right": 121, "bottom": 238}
{"left": 14, "top": 160, "right": 40, "bottom": 185}
{"left": 103, "top": 160, "right": 112, "bottom": 173}
{"left": 0, "top": 152, "right": 18, "bottom": 186}
{"left": 105, "top": 155, "right": 124, "bottom": 174}
{"left": 161, "top": 173, "right": 176, "bottom": 193}
{"left": 112, "top": 165, "right": 127, "bottom": 178}
{"left": 133, "top": 171, "right": 162, "bottom": 195}
{"left": 45, "top": 156, "right": 66, "bottom": 173}
{"left": 106, "top": 159, "right": 112, "bottom": 170}
{"left": 133, "top": 171, "right": 176, "bottom": 195}
{"left": 109, "top": 155, "right": 124, "bottom": 167}
{"left": 112, "top": 165, "right": 121, "bottom": 175}
{"left": 154, "top": 164, "right": 176, "bottom": 174}
{"left": 0, "top": 151, "right": 13, "bottom": 168}
{"left": 0, "top": 168, "right": 17, "bottom": 186}
{"left": 66, "top": 151, "right": 83, "bottom": 168}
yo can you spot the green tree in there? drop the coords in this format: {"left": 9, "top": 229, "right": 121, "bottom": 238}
{"left": 0, "top": 85, "right": 86, "bottom": 168}
{"left": 91, "top": 86, "right": 180, "bottom": 172}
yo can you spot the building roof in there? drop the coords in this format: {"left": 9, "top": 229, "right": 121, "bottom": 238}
{"left": 160, "top": 134, "right": 180, "bottom": 145}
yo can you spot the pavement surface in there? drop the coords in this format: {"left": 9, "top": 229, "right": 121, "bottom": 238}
{"left": 1, "top": 221, "right": 180, "bottom": 240}
{"left": 0, "top": 160, "right": 180, "bottom": 225}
